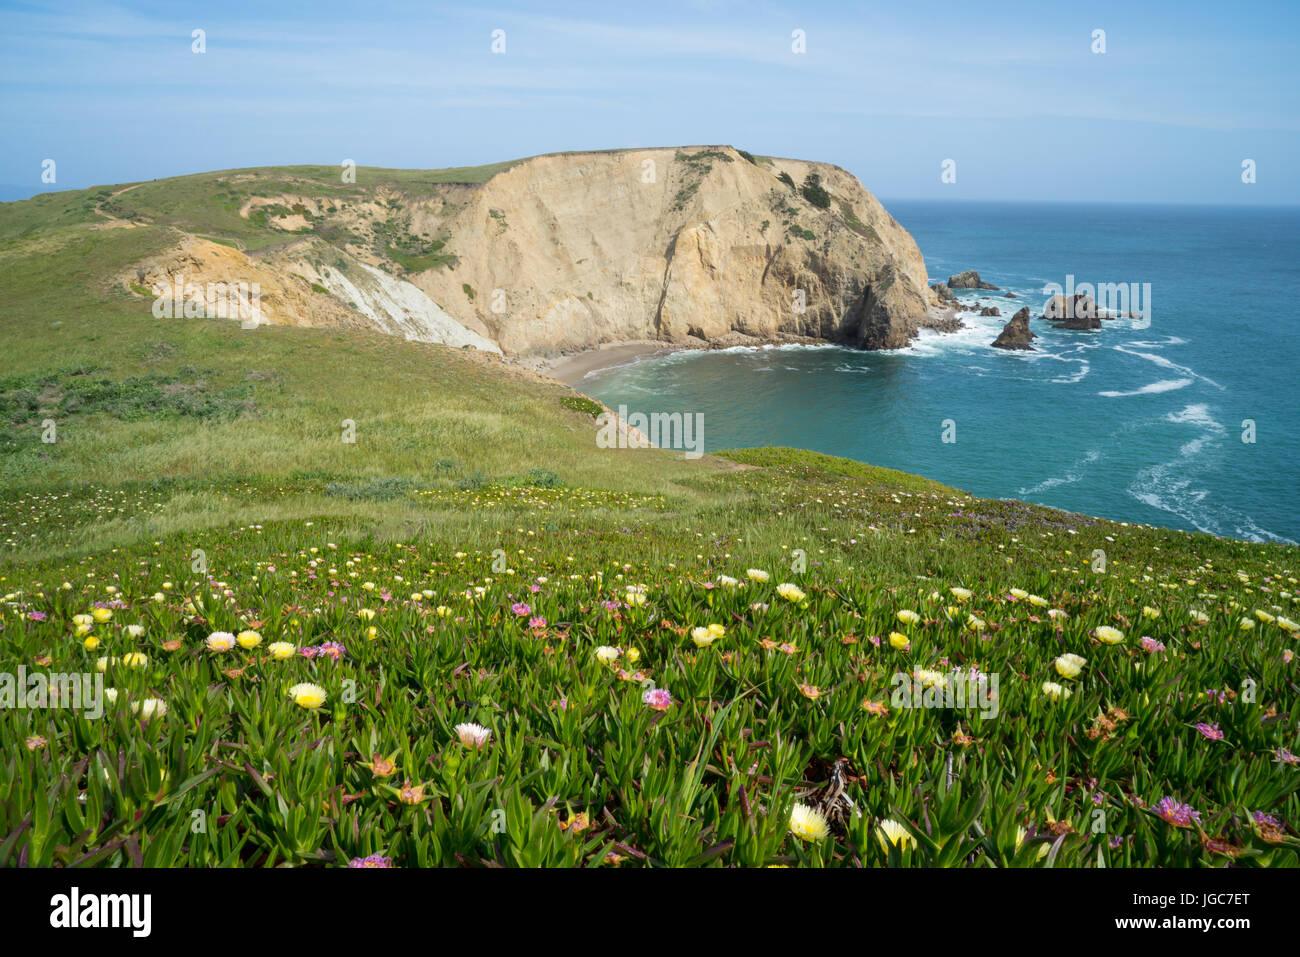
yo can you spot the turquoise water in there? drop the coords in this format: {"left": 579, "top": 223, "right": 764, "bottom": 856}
{"left": 582, "top": 201, "right": 1300, "bottom": 543}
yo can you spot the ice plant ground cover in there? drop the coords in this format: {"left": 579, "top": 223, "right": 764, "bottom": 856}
{"left": 1, "top": 448, "right": 1298, "bottom": 867}
{"left": 0, "top": 179, "right": 1297, "bottom": 866}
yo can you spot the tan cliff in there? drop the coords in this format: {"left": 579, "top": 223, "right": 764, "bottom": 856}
{"left": 124, "top": 146, "right": 954, "bottom": 359}
{"left": 414, "top": 147, "right": 948, "bottom": 355}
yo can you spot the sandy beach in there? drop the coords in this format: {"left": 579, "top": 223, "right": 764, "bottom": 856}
{"left": 537, "top": 340, "right": 696, "bottom": 387}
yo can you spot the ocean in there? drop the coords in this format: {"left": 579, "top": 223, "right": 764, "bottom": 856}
{"left": 580, "top": 201, "right": 1300, "bottom": 543}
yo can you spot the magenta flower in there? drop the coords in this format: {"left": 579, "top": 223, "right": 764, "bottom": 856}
{"left": 300, "top": 646, "right": 319, "bottom": 659}
{"left": 348, "top": 854, "right": 393, "bottom": 868}
{"left": 511, "top": 602, "right": 531, "bottom": 617}
{"left": 1194, "top": 722, "right": 1224, "bottom": 741}
{"left": 318, "top": 641, "right": 347, "bottom": 660}
{"left": 528, "top": 617, "right": 547, "bottom": 630}
{"left": 1139, "top": 636, "right": 1165, "bottom": 653}
{"left": 1253, "top": 811, "right": 1281, "bottom": 828}
{"left": 642, "top": 687, "right": 673, "bottom": 711}
{"left": 1154, "top": 797, "right": 1201, "bottom": 828}
{"left": 28, "top": 611, "right": 47, "bottom": 621}
{"left": 1275, "top": 748, "right": 1299, "bottom": 766}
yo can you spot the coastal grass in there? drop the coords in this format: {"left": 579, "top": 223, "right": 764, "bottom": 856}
{"left": 2, "top": 167, "right": 1298, "bottom": 868}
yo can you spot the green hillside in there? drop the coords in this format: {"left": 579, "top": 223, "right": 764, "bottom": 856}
{"left": 0, "top": 165, "right": 1296, "bottom": 868}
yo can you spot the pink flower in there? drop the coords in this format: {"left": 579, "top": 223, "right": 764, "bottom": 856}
{"left": 1139, "top": 636, "right": 1165, "bottom": 653}
{"left": 642, "top": 688, "right": 673, "bottom": 711}
{"left": 528, "top": 617, "right": 547, "bottom": 630}
{"left": 1194, "top": 722, "right": 1224, "bottom": 741}
{"left": 1154, "top": 797, "right": 1201, "bottom": 828}
{"left": 511, "top": 602, "right": 531, "bottom": 617}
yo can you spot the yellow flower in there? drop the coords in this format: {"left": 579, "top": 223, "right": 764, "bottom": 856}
{"left": 91, "top": 608, "right": 112, "bottom": 623}
{"left": 435, "top": 605, "right": 451, "bottom": 618}
{"left": 268, "top": 641, "right": 296, "bottom": 660}
{"left": 746, "top": 569, "right": 770, "bottom": 583}
{"left": 75, "top": 623, "right": 93, "bottom": 636}
{"left": 1239, "top": 617, "right": 1255, "bottom": 631}
{"left": 288, "top": 682, "right": 327, "bottom": 709}
{"left": 83, "top": 636, "right": 100, "bottom": 651}
{"left": 789, "top": 803, "right": 830, "bottom": 842}
{"left": 357, "top": 608, "right": 376, "bottom": 621}
{"left": 966, "top": 614, "right": 986, "bottom": 631}
{"left": 1142, "top": 606, "right": 1160, "bottom": 619}
{"left": 236, "top": 630, "right": 262, "bottom": 649}
{"left": 121, "top": 652, "right": 148, "bottom": 669}
{"left": 1010, "top": 588, "right": 1029, "bottom": 600}
{"left": 691, "top": 627, "right": 718, "bottom": 648}
{"left": 889, "top": 631, "right": 911, "bottom": 651}
{"left": 776, "top": 583, "right": 806, "bottom": 603}
{"left": 707, "top": 623, "right": 725, "bottom": 640}
{"left": 1094, "top": 625, "right": 1124, "bottom": 645}
{"left": 95, "top": 656, "right": 119, "bottom": 672}
{"left": 1028, "top": 594, "right": 1049, "bottom": 608}
{"left": 875, "top": 819, "right": 916, "bottom": 851}
{"left": 896, "top": 609, "right": 920, "bottom": 625}
{"left": 366, "top": 626, "right": 378, "bottom": 640}
{"left": 1041, "top": 681, "right": 1072, "bottom": 701}
{"left": 1054, "top": 653, "right": 1086, "bottom": 679}
{"left": 949, "top": 586, "right": 972, "bottom": 601}
{"left": 626, "top": 647, "right": 640, "bottom": 664}
{"left": 72, "top": 614, "right": 93, "bottom": 627}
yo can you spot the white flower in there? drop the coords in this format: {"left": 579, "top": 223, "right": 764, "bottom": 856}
{"left": 454, "top": 722, "right": 491, "bottom": 749}
{"left": 132, "top": 698, "right": 168, "bottom": 720}
{"left": 594, "top": 645, "right": 621, "bottom": 664}
{"left": 875, "top": 818, "right": 916, "bottom": 851}
{"left": 746, "top": 569, "right": 770, "bottom": 583}
{"left": 205, "top": 631, "right": 236, "bottom": 652}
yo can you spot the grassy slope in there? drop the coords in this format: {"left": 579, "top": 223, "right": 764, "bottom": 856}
{"left": 0, "top": 165, "right": 1297, "bottom": 868}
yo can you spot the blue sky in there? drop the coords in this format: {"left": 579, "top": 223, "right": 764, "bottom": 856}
{"left": 1, "top": 0, "right": 1297, "bottom": 203}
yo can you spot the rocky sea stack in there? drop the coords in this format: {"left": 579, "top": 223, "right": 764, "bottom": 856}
{"left": 947, "top": 269, "right": 1000, "bottom": 290}
{"left": 1041, "top": 293, "right": 1102, "bottom": 330}
{"left": 992, "top": 306, "right": 1036, "bottom": 350}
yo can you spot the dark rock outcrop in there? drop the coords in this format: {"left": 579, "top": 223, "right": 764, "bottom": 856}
{"left": 948, "top": 269, "right": 999, "bottom": 290}
{"left": 1003, "top": 291, "right": 1016, "bottom": 298}
{"left": 979, "top": 306, "right": 1001, "bottom": 317}
{"left": 930, "top": 281, "right": 958, "bottom": 303}
{"left": 1041, "top": 293, "right": 1101, "bottom": 330}
{"left": 992, "top": 307, "right": 1036, "bottom": 350}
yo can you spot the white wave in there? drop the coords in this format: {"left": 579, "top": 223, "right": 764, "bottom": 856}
{"left": 1122, "top": 401, "right": 1293, "bottom": 545}
{"left": 1112, "top": 345, "right": 1224, "bottom": 390}
{"left": 1166, "top": 403, "right": 1223, "bottom": 429}
{"left": 1018, "top": 449, "right": 1103, "bottom": 495}
{"left": 1098, "top": 378, "right": 1193, "bottom": 397}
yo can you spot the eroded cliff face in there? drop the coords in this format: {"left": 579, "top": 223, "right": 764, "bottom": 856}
{"left": 413, "top": 147, "right": 942, "bottom": 355}
{"left": 127, "top": 147, "right": 948, "bottom": 359}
